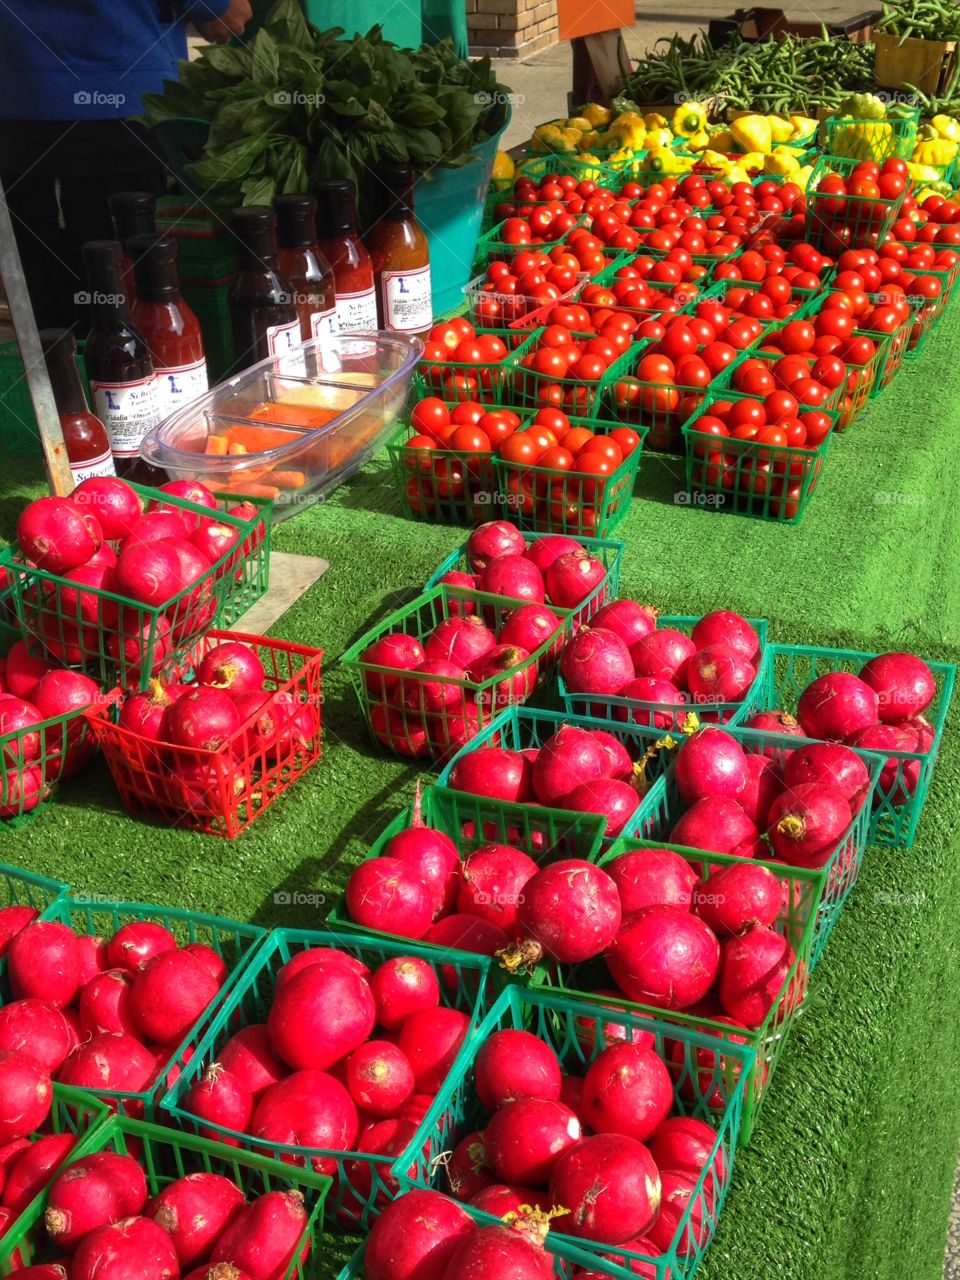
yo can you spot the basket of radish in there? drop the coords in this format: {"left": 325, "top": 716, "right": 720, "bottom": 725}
{"left": 0, "top": 866, "right": 69, "bottom": 983}
{"left": 0, "top": 898, "right": 264, "bottom": 1119}
{"left": 161, "top": 928, "right": 493, "bottom": 1230}
{"left": 425, "top": 523, "right": 624, "bottom": 625}
{"left": 85, "top": 631, "right": 323, "bottom": 838}
{"left": 742, "top": 643, "right": 956, "bottom": 849}
{"left": 0, "top": 479, "right": 270, "bottom": 689}
{"left": 0, "top": 1113, "right": 331, "bottom": 1280}
{"left": 557, "top": 605, "right": 767, "bottom": 726}
{"left": 341, "top": 585, "right": 569, "bottom": 763}
{"left": 391, "top": 984, "right": 755, "bottom": 1278}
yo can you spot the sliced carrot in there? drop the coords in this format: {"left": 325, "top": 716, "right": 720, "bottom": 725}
{"left": 224, "top": 424, "right": 302, "bottom": 452}
{"left": 227, "top": 442, "right": 248, "bottom": 455}
{"left": 214, "top": 480, "right": 281, "bottom": 500}
{"left": 204, "top": 435, "right": 229, "bottom": 455}
{"left": 269, "top": 470, "right": 307, "bottom": 489}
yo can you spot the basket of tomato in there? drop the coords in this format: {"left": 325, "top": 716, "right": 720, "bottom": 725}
{"left": 414, "top": 317, "right": 528, "bottom": 405}
{"left": 805, "top": 156, "right": 908, "bottom": 252}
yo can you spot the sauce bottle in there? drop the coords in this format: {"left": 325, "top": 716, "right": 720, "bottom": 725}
{"left": 81, "top": 240, "right": 163, "bottom": 482}
{"left": 275, "top": 194, "right": 338, "bottom": 343}
{"left": 39, "top": 328, "right": 116, "bottom": 486}
{"left": 109, "top": 192, "right": 156, "bottom": 302}
{"left": 315, "top": 179, "right": 378, "bottom": 333}
{"left": 228, "top": 206, "right": 300, "bottom": 372}
{"left": 365, "top": 165, "right": 433, "bottom": 336}
{"left": 128, "top": 233, "right": 208, "bottom": 419}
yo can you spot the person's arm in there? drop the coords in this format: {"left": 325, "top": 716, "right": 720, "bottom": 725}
{"left": 187, "top": 0, "right": 253, "bottom": 44}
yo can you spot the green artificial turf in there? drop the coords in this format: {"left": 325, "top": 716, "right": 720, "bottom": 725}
{"left": 2, "top": 304, "right": 960, "bottom": 1280}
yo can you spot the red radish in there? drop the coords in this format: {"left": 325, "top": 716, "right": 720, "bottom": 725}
{"left": 131, "top": 949, "right": 219, "bottom": 1046}
{"left": 649, "top": 1116, "right": 724, "bottom": 1187}
{"left": 210, "top": 1189, "right": 311, "bottom": 1280}
{"left": 446, "top": 1131, "right": 496, "bottom": 1201}
{"left": 164, "top": 539, "right": 213, "bottom": 603}
{"left": 783, "top": 742, "right": 870, "bottom": 808}
{"left": 124, "top": 511, "right": 190, "bottom": 546}
{"left": 184, "top": 1064, "right": 253, "bottom": 1141}
{"left": 107, "top": 613, "right": 171, "bottom": 683}
{"left": 252, "top": 1070, "right": 358, "bottom": 1172}
{"left": 197, "top": 642, "right": 265, "bottom": 694}
{"left": 0, "top": 1138, "right": 30, "bottom": 1193}
{"left": 182, "top": 942, "right": 228, "bottom": 985}
{"left": 474, "top": 1029, "right": 562, "bottom": 1111}
{"left": 686, "top": 645, "right": 755, "bottom": 703}
{"left": 523, "top": 534, "right": 581, "bottom": 576}
{"left": 437, "top": 570, "right": 477, "bottom": 607}
{"left": 630, "top": 629, "right": 697, "bottom": 682}
{"left": 533, "top": 725, "right": 607, "bottom": 806}
{"left": 467, "top": 644, "right": 535, "bottom": 710}
{"left": 0, "top": 1000, "right": 74, "bottom": 1071}
{"left": 403, "top": 658, "right": 465, "bottom": 715}
{"left": 562, "top": 777, "right": 641, "bottom": 838}
{"left": 767, "top": 783, "right": 850, "bottom": 866}
{"left": 192, "top": 520, "right": 240, "bottom": 568}
{"left": 185, "top": 1268, "right": 254, "bottom": 1280}
{"left": 79, "top": 969, "right": 137, "bottom": 1037}
{"left": 57, "top": 563, "right": 118, "bottom": 627}
{"left": 0, "top": 765, "right": 44, "bottom": 819}
{"left": 669, "top": 795, "right": 758, "bottom": 856}
{"left": 573, "top": 990, "right": 656, "bottom": 1055}
{"left": 719, "top": 925, "right": 795, "bottom": 1026}
{"left": 560, "top": 627, "right": 634, "bottom": 696}
{"left": 72, "top": 1216, "right": 179, "bottom": 1280}
{"left": 674, "top": 728, "right": 748, "bottom": 804}
{"left": 2, "top": 1132, "right": 75, "bottom": 1213}
{"left": 369, "top": 956, "right": 441, "bottom": 1030}
{"left": 554, "top": 1073, "right": 583, "bottom": 1124}
{"left": 72, "top": 477, "right": 142, "bottom": 540}
{"left": 646, "top": 1170, "right": 708, "bottom": 1256}
{"left": 478, "top": 556, "right": 545, "bottom": 605}
{"left": 608, "top": 848, "right": 697, "bottom": 913}
{"left": 591, "top": 599, "right": 657, "bottom": 648}
{"left": 449, "top": 747, "right": 530, "bottom": 803}
{"left": 548, "top": 1134, "right": 661, "bottom": 1243}
{"left": 31, "top": 669, "right": 99, "bottom": 748}
{"left": 691, "top": 611, "right": 760, "bottom": 662}
{"left": 383, "top": 805, "right": 460, "bottom": 920}
{"left": 113, "top": 541, "right": 182, "bottom": 607}
{"left": 17, "top": 497, "right": 102, "bottom": 573}
{"left": 147, "top": 1171, "right": 245, "bottom": 1268}
{"left": 695, "top": 862, "right": 781, "bottom": 936}
{"left": 797, "top": 671, "right": 879, "bottom": 740}
{"left": 484, "top": 1098, "right": 582, "bottom": 1185}
{"left": 396, "top": 1007, "right": 470, "bottom": 1092}
{"left": 8, "top": 922, "right": 80, "bottom": 1008}
{"left": 607, "top": 907, "right": 721, "bottom": 1009}
{"left": 425, "top": 702, "right": 481, "bottom": 760}
{"left": 118, "top": 679, "right": 177, "bottom": 740}
{"left": 469, "top": 1184, "right": 536, "bottom": 1216}
{"left": 341, "top": 1112, "right": 423, "bottom": 1210}
{"left": 516, "top": 860, "right": 621, "bottom": 964}
{"left": 0, "top": 699, "right": 43, "bottom": 765}
{"left": 151, "top": 480, "right": 217, "bottom": 526}
{"left": 106, "top": 921, "right": 176, "bottom": 972}
{"left": 846, "top": 723, "right": 920, "bottom": 802}
{"left": 361, "top": 635, "right": 425, "bottom": 698}
{"left": 738, "top": 754, "right": 782, "bottom": 827}
{"left": 345, "top": 858, "right": 433, "bottom": 940}
{"left": 4, "top": 1266, "right": 68, "bottom": 1280}
{"left": 5, "top": 644, "right": 52, "bottom": 702}
{"left": 45, "top": 1151, "right": 147, "bottom": 1248}
{"left": 859, "top": 652, "right": 935, "bottom": 722}
{"left": 545, "top": 550, "right": 606, "bottom": 608}
{"left": 583, "top": 1042, "right": 673, "bottom": 1142}
{"left": 163, "top": 687, "right": 241, "bottom": 751}
{"left": 364, "top": 1187, "right": 474, "bottom": 1280}
{"left": 591, "top": 729, "right": 634, "bottom": 780}
{"left": 743, "top": 710, "right": 804, "bottom": 746}
{"left": 423, "top": 916, "right": 511, "bottom": 989}
{"left": 499, "top": 604, "right": 563, "bottom": 654}
{"left": 57, "top": 1032, "right": 158, "bottom": 1096}
{"left": 76, "top": 933, "right": 109, "bottom": 983}
{"left": 345, "top": 1041, "right": 415, "bottom": 1115}
{"left": 217, "top": 1024, "right": 287, "bottom": 1098}
{"left": 457, "top": 844, "right": 538, "bottom": 930}
{"left": 267, "top": 962, "right": 375, "bottom": 1071}
{"left": 466, "top": 521, "right": 527, "bottom": 572}
{"left": 424, "top": 617, "right": 497, "bottom": 669}
{"left": 440, "top": 1208, "right": 556, "bottom": 1280}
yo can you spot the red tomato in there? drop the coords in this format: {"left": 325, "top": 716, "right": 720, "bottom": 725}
{"left": 779, "top": 320, "right": 816, "bottom": 354}
{"left": 765, "top": 389, "right": 800, "bottom": 421}
{"left": 728, "top": 399, "right": 766, "bottom": 430}
{"left": 450, "top": 400, "right": 486, "bottom": 427}
{"left": 609, "top": 427, "right": 642, "bottom": 456}
{"left": 500, "top": 433, "right": 541, "bottom": 465}
{"left": 411, "top": 397, "right": 450, "bottom": 438}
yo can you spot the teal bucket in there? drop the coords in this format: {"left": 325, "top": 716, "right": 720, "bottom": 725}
{"left": 415, "top": 108, "right": 511, "bottom": 318}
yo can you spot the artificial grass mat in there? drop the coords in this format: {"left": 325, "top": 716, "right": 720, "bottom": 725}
{"left": 2, "top": 304, "right": 960, "bottom": 1279}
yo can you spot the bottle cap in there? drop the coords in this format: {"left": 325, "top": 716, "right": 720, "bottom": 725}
{"left": 81, "top": 240, "right": 126, "bottom": 299}
{"left": 109, "top": 191, "right": 156, "bottom": 241}
{"left": 315, "top": 180, "right": 359, "bottom": 237}
{"left": 276, "top": 194, "right": 318, "bottom": 248}
{"left": 127, "top": 234, "right": 180, "bottom": 301}
{"left": 230, "top": 206, "right": 280, "bottom": 266}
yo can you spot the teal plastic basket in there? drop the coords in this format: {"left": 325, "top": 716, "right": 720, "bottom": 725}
{"left": 0, "top": 862, "right": 69, "bottom": 984}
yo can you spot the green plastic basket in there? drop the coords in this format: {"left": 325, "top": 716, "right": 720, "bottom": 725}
{"left": 413, "top": 326, "right": 531, "bottom": 406}
{"left": 0, "top": 862, "right": 69, "bottom": 982}
{"left": 387, "top": 424, "right": 498, "bottom": 526}
{"left": 825, "top": 114, "right": 918, "bottom": 162}
{"left": 510, "top": 152, "right": 623, "bottom": 189}
{"left": 805, "top": 154, "right": 906, "bottom": 251}
{"left": 743, "top": 643, "right": 957, "bottom": 849}
{"left": 397, "top": 983, "right": 755, "bottom": 1275}
{"left": 0, "top": 1114, "right": 331, "bottom": 1275}
{"left": 473, "top": 214, "right": 586, "bottom": 274}
{"left": 1, "top": 482, "right": 271, "bottom": 689}
{"left": 509, "top": 328, "right": 638, "bottom": 418}
{"left": 161, "top": 927, "right": 492, "bottom": 1230}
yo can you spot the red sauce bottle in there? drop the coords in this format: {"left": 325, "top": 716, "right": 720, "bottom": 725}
{"left": 229, "top": 207, "right": 300, "bottom": 372}
{"left": 315, "top": 179, "right": 378, "bottom": 333}
{"left": 275, "top": 194, "right": 338, "bottom": 343}
{"left": 129, "top": 233, "right": 208, "bottom": 420}
{"left": 81, "top": 239, "right": 163, "bottom": 482}
{"left": 39, "top": 328, "right": 116, "bottom": 486}
{"left": 109, "top": 191, "right": 156, "bottom": 304}
{"left": 365, "top": 165, "right": 433, "bottom": 336}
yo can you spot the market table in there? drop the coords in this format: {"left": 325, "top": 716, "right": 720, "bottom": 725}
{"left": 1, "top": 300, "right": 960, "bottom": 1280}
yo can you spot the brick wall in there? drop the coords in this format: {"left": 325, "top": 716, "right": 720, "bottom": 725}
{"left": 467, "top": 0, "right": 558, "bottom": 58}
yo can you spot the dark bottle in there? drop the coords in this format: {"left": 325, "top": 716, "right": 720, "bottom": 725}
{"left": 315, "top": 180, "right": 378, "bottom": 333}
{"left": 275, "top": 194, "right": 338, "bottom": 343}
{"left": 365, "top": 165, "right": 432, "bottom": 335}
{"left": 81, "top": 240, "right": 163, "bottom": 482}
{"left": 228, "top": 206, "right": 300, "bottom": 372}
{"left": 39, "top": 328, "right": 116, "bottom": 485}
{"left": 109, "top": 192, "right": 156, "bottom": 301}
{"left": 128, "top": 233, "right": 208, "bottom": 419}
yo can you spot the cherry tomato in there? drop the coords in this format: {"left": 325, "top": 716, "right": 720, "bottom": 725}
{"left": 411, "top": 397, "right": 450, "bottom": 439}
{"left": 450, "top": 401, "right": 486, "bottom": 427}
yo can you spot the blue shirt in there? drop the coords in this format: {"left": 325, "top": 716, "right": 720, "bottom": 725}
{"left": 0, "top": 0, "right": 230, "bottom": 121}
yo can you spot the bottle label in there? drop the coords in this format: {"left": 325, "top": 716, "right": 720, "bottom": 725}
{"left": 309, "top": 307, "right": 339, "bottom": 340}
{"left": 155, "top": 357, "right": 209, "bottom": 417}
{"left": 71, "top": 448, "right": 116, "bottom": 484}
{"left": 266, "top": 320, "right": 302, "bottom": 357}
{"left": 380, "top": 266, "right": 432, "bottom": 333}
{"left": 90, "top": 375, "right": 163, "bottom": 458}
{"left": 336, "top": 285, "right": 378, "bottom": 333}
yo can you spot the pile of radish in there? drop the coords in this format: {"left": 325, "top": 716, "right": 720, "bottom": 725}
{"left": 178, "top": 943, "right": 470, "bottom": 1223}
{"left": 0, "top": 641, "right": 103, "bottom": 819}
{"left": 560, "top": 604, "right": 761, "bottom": 724}
{"left": 3, "top": 1145, "right": 314, "bottom": 1280}
{"left": 0, "top": 912, "right": 229, "bottom": 1109}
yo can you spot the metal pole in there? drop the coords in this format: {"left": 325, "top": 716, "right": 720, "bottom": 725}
{"left": 0, "top": 174, "right": 73, "bottom": 495}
